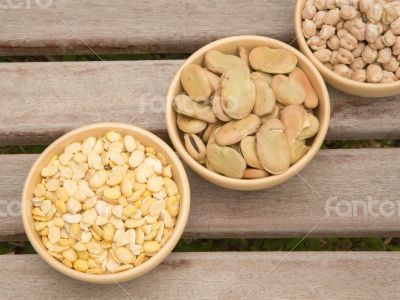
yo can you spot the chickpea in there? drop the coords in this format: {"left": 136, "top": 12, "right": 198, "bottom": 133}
{"left": 319, "top": 25, "right": 337, "bottom": 40}
{"left": 303, "top": 20, "right": 317, "bottom": 38}
{"left": 381, "top": 70, "right": 396, "bottom": 83}
{"left": 328, "top": 35, "right": 340, "bottom": 50}
{"left": 337, "top": 47, "right": 355, "bottom": 64}
{"left": 359, "top": 0, "right": 374, "bottom": 14}
{"left": 351, "top": 57, "right": 366, "bottom": 70}
{"left": 396, "top": 67, "right": 400, "bottom": 79}
{"left": 336, "top": 20, "right": 344, "bottom": 30}
{"left": 376, "top": 22, "right": 384, "bottom": 35}
{"left": 302, "top": 0, "right": 316, "bottom": 20}
{"left": 382, "top": 57, "right": 400, "bottom": 73}
{"left": 340, "top": 5, "right": 358, "bottom": 20}
{"left": 325, "top": 9, "right": 342, "bottom": 25}
{"left": 390, "top": 17, "right": 400, "bottom": 35}
{"left": 382, "top": 30, "right": 395, "bottom": 47}
{"left": 366, "top": 3, "right": 383, "bottom": 24}
{"left": 366, "top": 64, "right": 383, "bottom": 83}
{"left": 307, "top": 36, "right": 327, "bottom": 51}
{"left": 337, "top": 28, "right": 349, "bottom": 39}
{"left": 349, "top": 18, "right": 366, "bottom": 41}
{"left": 314, "top": 48, "right": 332, "bottom": 63}
{"left": 365, "top": 23, "right": 379, "bottom": 43}
{"left": 382, "top": 23, "right": 389, "bottom": 33}
{"left": 382, "top": 3, "right": 398, "bottom": 25}
{"left": 326, "top": 0, "right": 336, "bottom": 9}
{"left": 361, "top": 45, "right": 378, "bottom": 64}
{"left": 335, "top": 0, "right": 351, "bottom": 8}
{"left": 338, "top": 30, "right": 358, "bottom": 50}
{"left": 314, "top": 0, "right": 326, "bottom": 11}
{"left": 352, "top": 42, "right": 366, "bottom": 57}
{"left": 392, "top": 37, "right": 400, "bottom": 56}
{"left": 330, "top": 51, "right": 340, "bottom": 65}
{"left": 369, "top": 37, "right": 385, "bottom": 50}
{"left": 351, "top": 69, "right": 367, "bottom": 82}
{"left": 377, "top": 47, "right": 392, "bottom": 64}
{"left": 313, "top": 11, "right": 327, "bottom": 29}
{"left": 334, "top": 64, "right": 353, "bottom": 78}
{"left": 343, "top": 19, "right": 356, "bottom": 32}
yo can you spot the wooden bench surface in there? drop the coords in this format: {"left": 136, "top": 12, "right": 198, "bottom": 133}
{"left": 0, "top": 0, "right": 292, "bottom": 55}
{"left": 1, "top": 1, "right": 399, "bottom": 298}
{"left": 1, "top": 148, "right": 400, "bottom": 240}
{"left": 1, "top": 61, "right": 399, "bottom": 145}
{"left": 1, "top": 252, "right": 399, "bottom": 299}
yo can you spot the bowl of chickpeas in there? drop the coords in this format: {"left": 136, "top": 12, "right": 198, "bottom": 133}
{"left": 295, "top": 0, "right": 400, "bottom": 97}
{"left": 22, "top": 123, "right": 190, "bottom": 283}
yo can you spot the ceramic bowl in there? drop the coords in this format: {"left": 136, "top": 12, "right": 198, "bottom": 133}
{"left": 295, "top": 0, "right": 400, "bottom": 97}
{"left": 22, "top": 123, "right": 190, "bottom": 283}
{"left": 166, "top": 35, "right": 330, "bottom": 190}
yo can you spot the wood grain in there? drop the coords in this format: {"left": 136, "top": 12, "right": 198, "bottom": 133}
{"left": 2, "top": 148, "right": 400, "bottom": 240}
{"left": 0, "top": 0, "right": 292, "bottom": 55}
{"left": 0, "top": 252, "right": 399, "bottom": 299}
{"left": 0, "top": 60, "right": 399, "bottom": 145}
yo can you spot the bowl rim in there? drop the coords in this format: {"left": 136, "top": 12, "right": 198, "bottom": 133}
{"left": 21, "top": 122, "right": 191, "bottom": 284}
{"left": 294, "top": 0, "right": 400, "bottom": 91}
{"left": 166, "top": 35, "right": 331, "bottom": 190}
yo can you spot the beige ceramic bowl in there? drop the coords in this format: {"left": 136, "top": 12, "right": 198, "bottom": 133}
{"left": 295, "top": 0, "right": 400, "bottom": 97}
{"left": 22, "top": 123, "right": 190, "bottom": 284}
{"left": 166, "top": 35, "right": 330, "bottom": 191}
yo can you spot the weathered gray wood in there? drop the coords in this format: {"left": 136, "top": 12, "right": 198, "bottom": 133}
{"left": 2, "top": 148, "right": 400, "bottom": 240}
{"left": 0, "top": 0, "right": 292, "bottom": 55}
{"left": 0, "top": 61, "right": 171, "bottom": 145}
{"left": 0, "top": 61, "right": 399, "bottom": 145}
{"left": 0, "top": 252, "right": 399, "bottom": 299}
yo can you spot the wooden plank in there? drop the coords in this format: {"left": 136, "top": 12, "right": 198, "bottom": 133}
{"left": 0, "top": 61, "right": 171, "bottom": 145}
{"left": 0, "top": 0, "right": 292, "bottom": 55}
{"left": 0, "top": 252, "right": 399, "bottom": 299}
{"left": 2, "top": 148, "right": 400, "bottom": 240}
{"left": 0, "top": 61, "right": 399, "bottom": 145}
